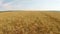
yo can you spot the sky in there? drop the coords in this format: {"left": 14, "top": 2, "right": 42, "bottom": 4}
{"left": 0, "top": 0, "right": 60, "bottom": 11}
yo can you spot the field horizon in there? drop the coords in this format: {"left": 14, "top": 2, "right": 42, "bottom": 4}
{"left": 0, "top": 11, "right": 60, "bottom": 34}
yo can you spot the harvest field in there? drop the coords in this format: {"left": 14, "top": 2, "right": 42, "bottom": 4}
{"left": 0, "top": 11, "right": 60, "bottom": 34}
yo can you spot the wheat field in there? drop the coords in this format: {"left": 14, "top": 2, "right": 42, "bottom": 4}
{"left": 0, "top": 11, "right": 60, "bottom": 34}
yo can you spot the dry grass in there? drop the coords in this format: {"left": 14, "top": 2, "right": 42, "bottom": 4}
{"left": 0, "top": 11, "right": 60, "bottom": 34}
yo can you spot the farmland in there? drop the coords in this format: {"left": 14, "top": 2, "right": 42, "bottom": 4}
{"left": 0, "top": 11, "right": 60, "bottom": 34}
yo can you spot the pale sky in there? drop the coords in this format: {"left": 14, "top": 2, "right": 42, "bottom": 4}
{"left": 0, "top": 0, "right": 60, "bottom": 11}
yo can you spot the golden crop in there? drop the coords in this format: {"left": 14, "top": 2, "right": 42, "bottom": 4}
{"left": 0, "top": 11, "right": 60, "bottom": 34}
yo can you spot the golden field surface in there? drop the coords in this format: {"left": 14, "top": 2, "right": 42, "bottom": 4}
{"left": 0, "top": 11, "right": 60, "bottom": 34}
